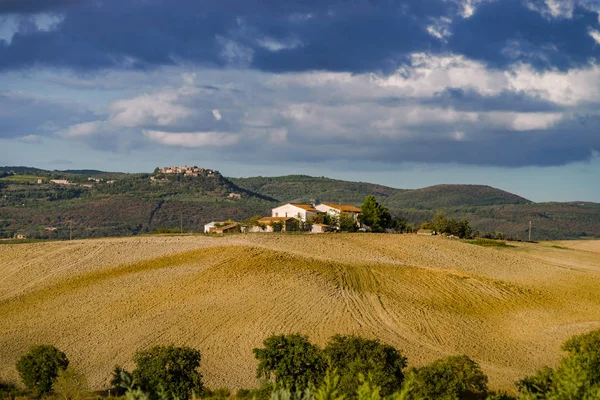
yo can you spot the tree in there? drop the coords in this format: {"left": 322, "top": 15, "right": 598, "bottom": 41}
{"left": 359, "top": 196, "right": 392, "bottom": 232}
{"left": 16, "top": 344, "right": 69, "bottom": 396}
{"left": 323, "top": 335, "right": 407, "bottom": 398}
{"left": 432, "top": 212, "right": 449, "bottom": 234}
{"left": 339, "top": 212, "right": 358, "bottom": 232}
{"left": 132, "top": 345, "right": 203, "bottom": 399}
{"left": 410, "top": 355, "right": 488, "bottom": 400}
{"left": 254, "top": 334, "right": 326, "bottom": 392}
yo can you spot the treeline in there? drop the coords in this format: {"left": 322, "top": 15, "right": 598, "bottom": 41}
{"left": 3, "top": 329, "right": 600, "bottom": 400}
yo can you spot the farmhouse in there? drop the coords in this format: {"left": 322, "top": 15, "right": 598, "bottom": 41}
{"left": 315, "top": 203, "right": 361, "bottom": 221}
{"left": 204, "top": 221, "right": 223, "bottom": 233}
{"left": 50, "top": 179, "right": 72, "bottom": 185}
{"left": 211, "top": 223, "right": 240, "bottom": 234}
{"left": 271, "top": 203, "right": 319, "bottom": 222}
{"left": 258, "top": 217, "right": 299, "bottom": 232}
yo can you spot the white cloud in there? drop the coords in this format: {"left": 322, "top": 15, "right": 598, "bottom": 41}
{"left": 257, "top": 36, "right": 303, "bottom": 52}
{"left": 110, "top": 92, "right": 192, "bottom": 127}
{"left": 212, "top": 109, "right": 222, "bottom": 120}
{"left": 589, "top": 29, "right": 600, "bottom": 45}
{"left": 544, "top": 0, "right": 575, "bottom": 18}
{"left": 217, "top": 36, "right": 254, "bottom": 67}
{"left": 18, "top": 134, "right": 42, "bottom": 143}
{"left": 511, "top": 112, "right": 563, "bottom": 131}
{"left": 143, "top": 130, "right": 239, "bottom": 147}
{"left": 62, "top": 121, "right": 106, "bottom": 137}
{"left": 182, "top": 73, "right": 196, "bottom": 85}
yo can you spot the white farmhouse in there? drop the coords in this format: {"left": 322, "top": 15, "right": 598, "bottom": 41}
{"left": 315, "top": 203, "right": 362, "bottom": 221}
{"left": 271, "top": 203, "right": 319, "bottom": 222}
{"left": 204, "top": 221, "right": 222, "bottom": 233}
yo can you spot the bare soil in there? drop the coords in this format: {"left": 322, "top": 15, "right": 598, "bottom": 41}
{"left": 1, "top": 234, "right": 599, "bottom": 394}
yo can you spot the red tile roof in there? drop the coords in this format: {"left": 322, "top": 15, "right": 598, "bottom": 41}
{"left": 322, "top": 203, "right": 362, "bottom": 213}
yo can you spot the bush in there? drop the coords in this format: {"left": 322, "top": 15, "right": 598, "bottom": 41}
{"left": 324, "top": 335, "right": 407, "bottom": 398}
{"left": 235, "top": 382, "right": 273, "bottom": 400}
{"left": 16, "top": 344, "right": 69, "bottom": 396}
{"left": 517, "top": 328, "right": 600, "bottom": 399}
{"left": 53, "top": 366, "right": 90, "bottom": 400}
{"left": 410, "top": 355, "right": 488, "bottom": 400}
{"left": 253, "top": 334, "right": 326, "bottom": 392}
{"left": 132, "top": 345, "right": 203, "bottom": 400}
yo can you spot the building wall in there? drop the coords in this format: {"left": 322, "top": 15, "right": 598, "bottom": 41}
{"left": 271, "top": 205, "right": 316, "bottom": 222}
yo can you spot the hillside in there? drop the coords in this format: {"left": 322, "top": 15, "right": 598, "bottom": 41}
{"left": 229, "top": 175, "right": 402, "bottom": 204}
{"left": 1, "top": 235, "right": 600, "bottom": 394}
{"left": 1, "top": 166, "right": 599, "bottom": 240}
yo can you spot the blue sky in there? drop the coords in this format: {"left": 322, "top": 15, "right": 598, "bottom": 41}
{"left": 1, "top": 0, "right": 599, "bottom": 202}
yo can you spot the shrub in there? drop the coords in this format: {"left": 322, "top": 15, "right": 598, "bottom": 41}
{"left": 235, "top": 382, "right": 273, "bottom": 400}
{"left": 53, "top": 366, "right": 90, "bottom": 400}
{"left": 15, "top": 344, "right": 69, "bottom": 396}
{"left": 132, "top": 345, "right": 203, "bottom": 400}
{"left": 411, "top": 355, "right": 488, "bottom": 400}
{"left": 253, "top": 334, "right": 326, "bottom": 392}
{"left": 323, "top": 335, "right": 406, "bottom": 398}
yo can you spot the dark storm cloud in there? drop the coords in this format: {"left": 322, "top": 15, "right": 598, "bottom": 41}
{"left": 0, "top": 0, "right": 447, "bottom": 73}
{"left": 1, "top": 0, "right": 599, "bottom": 73}
{"left": 0, "top": 0, "right": 76, "bottom": 14}
{"left": 448, "top": 0, "right": 600, "bottom": 72}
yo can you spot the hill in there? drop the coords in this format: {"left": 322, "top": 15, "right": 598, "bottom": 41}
{"left": 1, "top": 166, "right": 599, "bottom": 240}
{"left": 1, "top": 235, "right": 599, "bottom": 394}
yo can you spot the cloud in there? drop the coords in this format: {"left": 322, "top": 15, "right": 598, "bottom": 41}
{"left": 143, "top": 130, "right": 239, "bottom": 148}
{"left": 0, "top": 91, "right": 94, "bottom": 138}
{"left": 62, "top": 121, "right": 105, "bottom": 137}
{"left": 212, "top": 109, "right": 222, "bottom": 121}
{"left": 109, "top": 92, "right": 193, "bottom": 127}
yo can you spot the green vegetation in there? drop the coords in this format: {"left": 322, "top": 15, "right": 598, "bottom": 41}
{"left": 324, "top": 335, "right": 407, "bottom": 397}
{"left": 16, "top": 345, "right": 69, "bottom": 396}
{"left": 409, "top": 355, "right": 488, "bottom": 399}
{"left": 6, "top": 328, "right": 600, "bottom": 399}
{"left": 254, "top": 334, "right": 326, "bottom": 392}
{"left": 359, "top": 195, "right": 392, "bottom": 232}
{"left": 464, "top": 239, "right": 515, "bottom": 248}
{"left": 1, "top": 166, "right": 599, "bottom": 240}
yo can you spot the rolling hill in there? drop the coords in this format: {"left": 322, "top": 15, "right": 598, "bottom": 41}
{"left": 1, "top": 235, "right": 600, "bottom": 394}
{"left": 1, "top": 166, "right": 599, "bottom": 240}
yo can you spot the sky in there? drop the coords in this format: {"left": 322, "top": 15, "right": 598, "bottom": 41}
{"left": 1, "top": 0, "right": 600, "bottom": 202}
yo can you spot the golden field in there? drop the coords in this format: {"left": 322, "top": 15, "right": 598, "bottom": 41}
{"left": 1, "top": 234, "right": 600, "bottom": 393}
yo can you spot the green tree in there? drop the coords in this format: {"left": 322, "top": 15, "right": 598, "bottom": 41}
{"left": 339, "top": 213, "right": 358, "bottom": 232}
{"left": 411, "top": 355, "right": 488, "bottom": 400}
{"left": 254, "top": 334, "right": 326, "bottom": 392}
{"left": 432, "top": 212, "right": 449, "bottom": 233}
{"left": 324, "top": 335, "right": 407, "bottom": 398}
{"left": 16, "top": 344, "right": 69, "bottom": 396}
{"left": 359, "top": 196, "right": 392, "bottom": 232}
{"left": 132, "top": 345, "right": 203, "bottom": 399}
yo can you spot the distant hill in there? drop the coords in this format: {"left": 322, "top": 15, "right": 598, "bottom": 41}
{"left": 229, "top": 175, "right": 401, "bottom": 204}
{"left": 231, "top": 176, "right": 530, "bottom": 209}
{"left": 1, "top": 166, "right": 598, "bottom": 240}
{"left": 385, "top": 184, "right": 531, "bottom": 209}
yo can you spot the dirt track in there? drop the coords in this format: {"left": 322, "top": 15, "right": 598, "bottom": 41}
{"left": 1, "top": 235, "right": 600, "bottom": 394}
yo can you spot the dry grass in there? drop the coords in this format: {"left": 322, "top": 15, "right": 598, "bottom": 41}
{"left": 1, "top": 234, "right": 600, "bottom": 395}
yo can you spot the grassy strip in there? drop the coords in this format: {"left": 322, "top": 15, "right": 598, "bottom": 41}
{"left": 462, "top": 239, "right": 515, "bottom": 248}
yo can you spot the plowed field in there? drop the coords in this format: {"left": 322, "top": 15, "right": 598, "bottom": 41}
{"left": 1, "top": 235, "right": 600, "bottom": 393}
